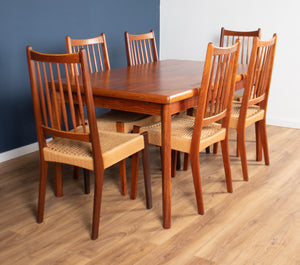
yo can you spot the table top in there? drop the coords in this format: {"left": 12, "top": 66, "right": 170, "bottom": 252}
{"left": 88, "top": 59, "right": 248, "bottom": 105}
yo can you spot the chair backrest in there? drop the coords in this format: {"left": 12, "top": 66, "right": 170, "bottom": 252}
{"left": 191, "top": 41, "right": 240, "bottom": 152}
{"left": 66, "top": 33, "right": 110, "bottom": 76}
{"left": 26, "top": 46, "right": 102, "bottom": 166}
{"left": 240, "top": 34, "right": 277, "bottom": 120}
{"left": 220, "top": 27, "right": 261, "bottom": 64}
{"left": 125, "top": 30, "right": 158, "bottom": 66}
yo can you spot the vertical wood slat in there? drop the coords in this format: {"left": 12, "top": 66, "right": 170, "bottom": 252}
{"left": 255, "top": 47, "right": 267, "bottom": 98}
{"left": 252, "top": 47, "right": 262, "bottom": 98}
{"left": 148, "top": 39, "right": 153, "bottom": 62}
{"left": 255, "top": 47, "right": 265, "bottom": 98}
{"left": 91, "top": 45, "right": 98, "bottom": 72}
{"left": 48, "top": 63, "right": 62, "bottom": 131}
{"left": 143, "top": 40, "right": 149, "bottom": 63}
{"left": 86, "top": 46, "right": 93, "bottom": 73}
{"left": 35, "top": 62, "right": 48, "bottom": 127}
{"left": 97, "top": 44, "right": 103, "bottom": 71}
{"left": 220, "top": 54, "right": 230, "bottom": 111}
{"left": 136, "top": 40, "right": 141, "bottom": 64}
{"left": 247, "top": 37, "right": 250, "bottom": 64}
{"left": 241, "top": 37, "right": 245, "bottom": 64}
{"left": 64, "top": 63, "right": 77, "bottom": 132}
{"left": 72, "top": 46, "right": 80, "bottom": 76}
{"left": 205, "top": 56, "right": 215, "bottom": 115}
{"left": 210, "top": 56, "right": 222, "bottom": 116}
{"left": 216, "top": 56, "right": 225, "bottom": 113}
{"left": 140, "top": 40, "right": 145, "bottom": 64}
{"left": 56, "top": 63, "right": 69, "bottom": 131}
{"left": 259, "top": 47, "right": 270, "bottom": 96}
{"left": 42, "top": 63, "right": 54, "bottom": 128}
{"left": 73, "top": 63, "right": 87, "bottom": 133}
{"left": 133, "top": 41, "right": 138, "bottom": 65}
{"left": 215, "top": 55, "right": 226, "bottom": 114}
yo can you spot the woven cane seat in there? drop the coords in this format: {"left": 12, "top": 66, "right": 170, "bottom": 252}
{"left": 44, "top": 130, "right": 144, "bottom": 170}
{"left": 230, "top": 102, "right": 265, "bottom": 128}
{"left": 140, "top": 114, "right": 226, "bottom": 153}
{"left": 96, "top": 110, "right": 160, "bottom": 133}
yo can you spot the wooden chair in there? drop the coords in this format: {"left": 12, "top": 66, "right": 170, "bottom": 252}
{"left": 216, "top": 28, "right": 261, "bottom": 149}
{"left": 124, "top": 30, "right": 158, "bottom": 66}
{"left": 137, "top": 41, "right": 240, "bottom": 214}
{"left": 66, "top": 34, "right": 159, "bottom": 195}
{"left": 228, "top": 34, "right": 277, "bottom": 181}
{"left": 26, "top": 46, "right": 152, "bottom": 240}
{"left": 198, "top": 28, "right": 262, "bottom": 158}
{"left": 125, "top": 30, "right": 184, "bottom": 173}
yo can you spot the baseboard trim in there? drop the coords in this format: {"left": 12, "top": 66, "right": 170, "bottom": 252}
{"left": 267, "top": 118, "right": 300, "bottom": 129}
{"left": 0, "top": 142, "right": 39, "bottom": 163}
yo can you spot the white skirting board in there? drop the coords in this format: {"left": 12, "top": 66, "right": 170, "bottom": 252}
{"left": 0, "top": 142, "right": 39, "bottom": 163}
{"left": 0, "top": 138, "right": 52, "bottom": 163}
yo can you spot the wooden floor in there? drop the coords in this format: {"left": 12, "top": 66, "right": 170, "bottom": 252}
{"left": 0, "top": 125, "right": 299, "bottom": 265}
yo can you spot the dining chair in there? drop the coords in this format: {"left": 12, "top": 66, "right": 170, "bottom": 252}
{"left": 136, "top": 40, "right": 240, "bottom": 214}
{"left": 26, "top": 46, "right": 152, "bottom": 240}
{"left": 125, "top": 29, "right": 185, "bottom": 173}
{"left": 189, "top": 28, "right": 262, "bottom": 160}
{"left": 212, "top": 28, "right": 262, "bottom": 152}
{"left": 124, "top": 30, "right": 159, "bottom": 66}
{"left": 227, "top": 34, "right": 277, "bottom": 181}
{"left": 66, "top": 34, "right": 159, "bottom": 195}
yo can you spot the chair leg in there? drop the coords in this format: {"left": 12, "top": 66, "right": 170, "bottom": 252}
{"left": 260, "top": 120, "right": 270, "bottom": 165}
{"left": 190, "top": 152, "right": 204, "bottom": 215}
{"left": 176, "top": 152, "right": 181, "bottom": 170}
{"left": 236, "top": 131, "right": 240, "bottom": 157}
{"left": 91, "top": 169, "right": 104, "bottom": 240}
{"left": 73, "top": 166, "right": 80, "bottom": 179}
{"left": 213, "top": 143, "right": 219, "bottom": 154}
{"left": 119, "top": 160, "right": 127, "bottom": 195}
{"left": 220, "top": 140, "right": 233, "bottom": 193}
{"left": 160, "top": 147, "right": 164, "bottom": 171}
{"left": 171, "top": 150, "right": 177, "bottom": 177}
{"left": 54, "top": 163, "right": 63, "bottom": 197}
{"left": 205, "top": 146, "right": 210, "bottom": 153}
{"left": 117, "top": 122, "right": 127, "bottom": 195}
{"left": 37, "top": 160, "right": 48, "bottom": 223}
{"left": 255, "top": 122, "right": 262, "bottom": 161}
{"left": 237, "top": 128, "right": 249, "bottom": 181}
{"left": 183, "top": 153, "right": 189, "bottom": 171}
{"left": 83, "top": 169, "right": 90, "bottom": 194}
{"left": 130, "top": 152, "right": 139, "bottom": 200}
{"left": 141, "top": 132, "right": 152, "bottom": 209}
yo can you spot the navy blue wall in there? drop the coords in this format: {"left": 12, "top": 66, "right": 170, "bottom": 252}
{"left": 0, "top": 0, "right": 160, "bottom": 153}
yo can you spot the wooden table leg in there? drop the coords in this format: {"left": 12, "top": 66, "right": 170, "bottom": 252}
{"left": 161, "top": 105, "right": 171, "bottom": 229}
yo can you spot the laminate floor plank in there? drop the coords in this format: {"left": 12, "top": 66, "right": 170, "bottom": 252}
{"left": 0, "top": 125, "right": 299, "bottom": 265}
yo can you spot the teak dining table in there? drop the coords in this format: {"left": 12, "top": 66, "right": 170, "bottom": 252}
{"left": 84, "top": 59, "right": 247, "bottom": 229}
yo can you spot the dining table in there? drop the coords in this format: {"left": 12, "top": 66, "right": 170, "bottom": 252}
{"left": 84, "top": 59, "right": 247, "bottom": 229}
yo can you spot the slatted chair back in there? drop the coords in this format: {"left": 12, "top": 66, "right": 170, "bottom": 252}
{"left": 239, "top": 34, "right": 277, "bottom": 123}
{"left": 220, "top": 27, "right": 261, "bottom": 64}
{"left": 26, "top": 46, "right": 102, "bottom": 166}
{"left": 125, "top": 30, "right": 158, "bottom": 66}
{"left": 66, "top": 33, "right": 110, "bottom": 76}
{"left": 191, "top": 41, "right": 240, "bottom": 152}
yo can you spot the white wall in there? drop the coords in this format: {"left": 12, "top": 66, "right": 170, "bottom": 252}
{"left": 160, "top": 0, "right": 300, "bottom": 128}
